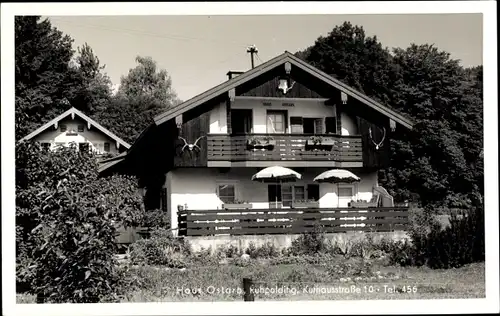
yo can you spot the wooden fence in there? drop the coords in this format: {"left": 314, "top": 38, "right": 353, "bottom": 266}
{"left": 178, "top": 207, "right": 409, "bottom": 236}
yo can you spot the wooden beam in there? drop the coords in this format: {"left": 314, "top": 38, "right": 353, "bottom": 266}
{"left": 54, "top": 122, "right": 58, "bottom": 129}
{"left": 389, "top": 119, "right": 396, "bottom": 132}
{"left": 71, "top": 112, "right": 75, "bottom": 120}
{"left": 284, "top": 61, "right": 292, "bottom": 74}
{"left": 87, "top": 122, "right": 91, "bottom": 130}
{"left": 227, "top": 89, "right": 234, "bottom": 134}
{"left": 207, "top": 161, "right": 363, "bottom": 168}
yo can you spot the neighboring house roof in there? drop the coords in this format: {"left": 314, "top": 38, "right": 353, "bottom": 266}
{"left": 154, "top": 51, "right": 414, "bottom": 129}
{"left": 19, "top": 107, "right": 131, "bottom": 149}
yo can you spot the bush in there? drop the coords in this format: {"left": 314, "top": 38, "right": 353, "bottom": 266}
{"left": 245, "top": 242, "right": 280, "bottom": 259}
{"left": 289, "top": 224, "right": 326, "bottom": 256}
{"left": 130, "top": 228, "right": 191, "bottom": 268}
{"left": 15, "top": 141, "right": 144, "bottom": 303}
{"left": 140, "top": 209, "right": 170, "bottom": 229}
{"left": 384, "top": 206, "right": 485, "bottom": 269}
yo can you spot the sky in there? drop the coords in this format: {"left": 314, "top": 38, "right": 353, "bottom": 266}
{"left": 46, "top": 14, "right": 483, "bottom": 101}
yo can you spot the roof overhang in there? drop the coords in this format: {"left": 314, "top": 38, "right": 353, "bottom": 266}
{"left": 154, "top": 52, "right": 414, "bottom": 130}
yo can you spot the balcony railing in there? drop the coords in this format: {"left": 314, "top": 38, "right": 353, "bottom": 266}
{"left": 207, "top": 133, "right": 363, "bottom": 162}
{"left": 178, "top": 207, "right": 409, "bottom": 236}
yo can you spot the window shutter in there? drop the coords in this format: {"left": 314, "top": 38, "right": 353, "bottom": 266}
{"left": 314, "top": 118, "right": 324, "bottom": 134}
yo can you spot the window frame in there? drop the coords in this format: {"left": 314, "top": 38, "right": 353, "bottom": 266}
{"left": 104, "top": 142, "right": 111, "bottom": 152}
{"left": 60, "top": 124, "right": 67, "bottom": 132}
{"left": 216, "top": 181, "right": 238, "bottom": 204}
{"left": 77, "top": 124, "right": 85, "bottom": 132}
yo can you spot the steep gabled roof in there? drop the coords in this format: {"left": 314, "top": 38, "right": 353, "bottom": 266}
{"left": 155, "top": 51, "right": 414, "bottom": 129}
{"left": 20, "top": 107, "right": 131, "bottom": 149}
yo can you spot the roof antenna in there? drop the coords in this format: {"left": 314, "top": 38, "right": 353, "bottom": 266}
{"left": 246, "top": 45, "right": 258, "bottom": 69}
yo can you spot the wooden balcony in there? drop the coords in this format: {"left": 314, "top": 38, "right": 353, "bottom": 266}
{"left": 207, "top": 134, "right": 363, "bottom": 167}
{"left": 178, "top": 207, "right": 409, "bottom": 236}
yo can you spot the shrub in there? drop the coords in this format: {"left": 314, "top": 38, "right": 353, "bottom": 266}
{"left": 245, "top": 242, "right": 280, "bottom": 259}
{"left": 289, "top": 224, "right": 326, "bottom": 256}
{"left": 140, "top": 209, "right": 170, "bottom": 229}
{"left": 15, "top": 141, "right": 144, "bottom": 303}
{"left": 130, "top": 228, "right": 191, "bottom": 268}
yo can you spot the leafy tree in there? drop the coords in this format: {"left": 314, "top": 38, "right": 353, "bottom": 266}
{"left": 15, "top": 16, "right": 76, "bottom": 140}
{"left": 380, "top": 44, "right": 483, "bottom": 210}
{"left": 296, "top": 21, "right": 397, "bottom": 105}
{"left": 15, "top": 17, "right": 112, "bottom": 140}
{"left": 16, "top": 141, "right": 144, "bottom": 302}
{"left": 298, "top": 23, "right": 483, "bottom": 212}
{"left": 72, "top": 43, "right": 113, "bottom": 114}
{"left": 95, "top": 56, "right": 182, "bottom": 144}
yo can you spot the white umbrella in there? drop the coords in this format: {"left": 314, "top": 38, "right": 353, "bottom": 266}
{"left": 252, "top": 166, "right": 302, "bottom": 208}
{"left": 313, "top": 169, "right": 360, "bottom": 207}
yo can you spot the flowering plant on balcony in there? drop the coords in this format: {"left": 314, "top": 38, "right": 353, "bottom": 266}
{"left": 292, "top": 199, "right": 320, "bottom": 208}
{"left": 247, "top": 136, "right": 276, "bottom": 150}
{"left": 309, "top": 135, "right": 324, "bottom": 145}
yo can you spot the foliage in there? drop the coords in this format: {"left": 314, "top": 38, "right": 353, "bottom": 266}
{"left": 14, "top": 16, "right": 112, "bottom": 141}
{"left": 15, "top": 141, "right": 144, "bottom": 303}
{"left": 140, "top": 209, "right": 170, "bottom": 229}
{"left": 289, "top": 224, "right": 327, "bottom": 256}
{"left": 129, "top": 228, "right": 191, "bottom": 268}
{"left": 244, "top": 242, "right": 280, "bottom": 259}
{"left": 94, "top": 56, "right": 182, "bottom": 144}
{"left": 297, "top": 22, "right": 483, "bottom": 213}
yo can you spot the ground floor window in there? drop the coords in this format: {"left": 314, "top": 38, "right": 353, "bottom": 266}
{"left": 268, "top": 184, "right": 320, "bottom": 208}
{"left": 217, "top": 183, "right": 236, "bottom": 203}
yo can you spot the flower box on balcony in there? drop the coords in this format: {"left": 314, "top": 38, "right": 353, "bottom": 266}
{"left": 222, "top": 203, "right": 253, "bottom": 210}
{"left": 305, "top": 136, "right": 335, "bottom": 150}
{"left": 292, "top": 200, "right": 320, "bottom": 208}
{"left": 246, "top": 136, "right": 276, "bottom": 150}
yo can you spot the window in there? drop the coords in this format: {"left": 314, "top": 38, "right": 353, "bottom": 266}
{"left": 325, "top": 117, "right": 337, "bottom": 134}
{"left": 217, "top": 184, "right": 236, "bottom": 203}
{"left": 266, "top": 111, "right": 286, "bottom": 133}
{"left": 104, "top": 142, "right": 110, "bottom": 152}
{"left": 290, "top": 117, "right": 304, "bottom": 134}
{"left": 77, "top": 124, "right": 84, "bottom": 132}
{"left": 307, "top": 184, "right": 320, "bottom": 201}
{"left": 231, "top": 109, "right": 253, "bottom": 134}
{"left": 41, "top": 143, "right": 51, "bottom": 150}
{"left": 270, "top": 184, "right": 306, "bottom": 208}
{"left": 338, "top": 187, "right": 354, "bottom": 197}
{"left": 60, "top": 124, "right": 67, "bottom": 132}
{"left": 303, "top": 118, "right": 323, "bottom": 134}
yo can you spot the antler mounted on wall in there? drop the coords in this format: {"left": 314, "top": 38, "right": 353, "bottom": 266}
{"left": 368, "top": 127, "right": 386, "bottom": 150}
{"left": 178, "top": 135, "right": 206, "bottom": 153}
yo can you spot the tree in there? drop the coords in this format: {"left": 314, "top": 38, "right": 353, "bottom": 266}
{"left": 16, "top": 141, "right": 144, "bottom": 302}
{"left": 72, "top": 43, "right": 113, "bottom": 114}
{"left": 15, "top": 17, "right": 112, "bottom": 140}
{"left": 15, "top": 16, "right": 77, "bottom": 140}
{"left": 298, "top": 23, "right": 483, "bottom": 212}
{"left": 296, "top": 21, "right": 397, "bottom": 105}
{"left": 95, "top": 56, "right": 181, "bottom": 144}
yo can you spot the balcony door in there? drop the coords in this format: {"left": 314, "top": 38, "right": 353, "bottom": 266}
{"left": 338, "top": 184, "right": 355, "bottom": 208}
{"left": 231, "top": 109, "right": 253, "bottom": 134}
{"left": 266, "top": 110, "right": 287, "bottom": 134}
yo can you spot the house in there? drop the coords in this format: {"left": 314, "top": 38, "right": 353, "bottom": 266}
{"left": 100, "top": 51, "right": 414, "bottom": 244}
{"left": 20, "top": 107, "right": 130, "bottom": 155}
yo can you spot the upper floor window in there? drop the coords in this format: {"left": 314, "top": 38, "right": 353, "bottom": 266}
{"left": 104, "top": 142, "right": 110, "bottom": 152}
{"left": 41, "top": 142, "right": 51, "bottom": 150}
{"left": 60, "top": 124, "right": 67, "bottom": 132}
{"left": 267, "top": 111, "right": 286, "bottom": 133}
{"left": 77, "top": 124, "right": 84, "bottom": 132}
{"left": 325, "top": 117, "right": 337, "bottom": 134}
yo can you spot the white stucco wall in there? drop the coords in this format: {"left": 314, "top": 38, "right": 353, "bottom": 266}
{"left": 167, "top": 167, "right": 378, "bottom": 233}
{"left": 208, "top": 98, "right": 359, "bottom": 135}
{"left": 31, "top": 117, "right": 121, "bottom": 154}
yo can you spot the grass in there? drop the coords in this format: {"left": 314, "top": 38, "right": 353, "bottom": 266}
{"left": 16, "top": 259, "right": 485, "bottom": 303}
